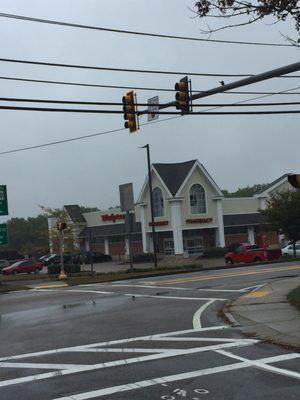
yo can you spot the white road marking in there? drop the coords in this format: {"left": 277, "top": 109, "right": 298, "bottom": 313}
{"left": 0, "top": 362, "right": 87, "bottom": 370}
{"left": 122, "top": 293, "right": 228, "bottom": 301}
{"left": 34, "top": 288, "right": 227, "bottom": 302}
{"left": 72, "top": 348, "right": 182, "bottom": 354}
{"left": 156, "top": 337, "right": 257, "bottom": 344}
{"left": 0, "top": 325, "right": 227, "bottom": 362}
{"left": 93, "top": 284, "right": 246, "bottom": 293}
{"left": 50, "top": 353, "right": 300, "bottom": 400}
{"left": 216, "top": 350, "right": 300, "bottom": 379}
{"left": 193, "top": 300, "right": 215, "bottom": 329}
{"left": 0, "top": 342, "right": 253, "bottom": 388}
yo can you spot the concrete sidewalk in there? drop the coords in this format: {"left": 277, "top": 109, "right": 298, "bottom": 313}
{"left": 229, "top": 276, "right": 300, "bottom": 348}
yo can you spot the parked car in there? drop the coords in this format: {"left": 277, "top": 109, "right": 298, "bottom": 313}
{"left": 2, "top": 259, "right": 43, "bottom": 275}
{"left": 282, "top": 244, "right": 300, "bottom": 257}
{"left": 44, "top": 253, "right": 82, "bottom": 265}
{"left": 0, "top": 259, "right": 10, "bottom": 272}
{"left": 83, "top": 252, "right": 112, "bottom": 264}
{"left": 225, "top": 243, "right": 282, "bottom": 265}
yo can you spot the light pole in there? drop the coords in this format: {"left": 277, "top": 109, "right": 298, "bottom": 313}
{"left": 140, "top": 144, "right": 158, "bottom": 267}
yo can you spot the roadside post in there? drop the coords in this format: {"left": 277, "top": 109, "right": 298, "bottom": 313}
{"left": 57, "top": 222, "right": 67, "bottom": 280}
{"left": 0, "top": 185, "right": 9, "bottom": 247}
{"left": 89, "top": 227, "right": 94, "bottom": 276}
{"left": 119, "top": 183, "right": 135, "bottom": 271}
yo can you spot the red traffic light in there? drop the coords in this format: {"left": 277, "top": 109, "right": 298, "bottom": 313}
{"left": 57, "top": 222, "right": 67, "bottom": 231}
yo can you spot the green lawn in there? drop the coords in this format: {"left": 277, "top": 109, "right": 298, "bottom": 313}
{"left": 287, "top": 286, "right": 300, "bottom": 312}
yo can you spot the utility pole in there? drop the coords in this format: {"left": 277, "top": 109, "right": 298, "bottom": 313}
{"left": 140, "top": 144, "right": 158, "bottom": 267}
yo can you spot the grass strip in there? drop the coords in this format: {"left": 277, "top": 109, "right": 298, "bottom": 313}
{"left": 287, "top": 286, "right": 300, "bottom": 312}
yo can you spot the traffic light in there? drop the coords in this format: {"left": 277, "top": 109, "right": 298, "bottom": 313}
{"left": 57, "top": 222, "right": 67, "bottom": 231}
{"left": 288, "top": 174, "right": 300, "bottom": 188}
{"left": 122, "top": 91, "right": 138, "bottom": 133}
{"left": 175, "top": 76, "right": 190, "bottom": 115}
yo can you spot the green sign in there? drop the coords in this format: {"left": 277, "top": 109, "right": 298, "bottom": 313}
{"left": 0, "top": 223, "right": 8, "bottom": 246}
{"left": 0, "top": 185, "right": 8, "bottom": 216}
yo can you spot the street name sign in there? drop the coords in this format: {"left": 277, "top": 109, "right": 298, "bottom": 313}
{"left": 0, "top": 185, "right": 8, "bottom": 216}
{"left": 0, "top": 223, "right": 8, "bottom": 246}
{"left": 148, "top": 96, "right": 159, "bottom": 122}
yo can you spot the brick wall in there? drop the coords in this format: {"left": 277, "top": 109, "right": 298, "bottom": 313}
{"left": 225, "top": 234, "right": 248, "bottom": 247}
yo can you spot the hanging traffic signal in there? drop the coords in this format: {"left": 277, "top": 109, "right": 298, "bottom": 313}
{"left": 122, "top": 91, "right": 138, "bottom": 133}
{"left": 175, "top": 76, "right": 190, "bottom": 115}
{"left": 288, "top": 174, "right": 300, "bottom": 188}
{"left": 57, "top": 222, "right": 67, "bottom": 231}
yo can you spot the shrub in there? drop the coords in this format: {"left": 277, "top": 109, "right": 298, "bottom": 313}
{"left": 47, "top": 264, "right": 81, "bottom": 275}
{"left": 132, "top": 253, "right": 154, "bottom": 263}
{"left": 202, "top": 247, "right": 227, "bottom": 258}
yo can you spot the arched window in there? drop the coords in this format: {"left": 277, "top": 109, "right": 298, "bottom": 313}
{"left": 190, "top": 184, "right": 206, "bottom": 214}
{"left": 153, "top": 187, "right": 164, "bottom": 217}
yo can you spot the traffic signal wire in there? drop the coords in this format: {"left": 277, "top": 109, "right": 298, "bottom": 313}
{"left": 0, "top": 105, "right": 300, "bottom": 114}
{"left": 0, "top": 57, "right": 299, "bottom": 79}
{"left": 1, "top": 97, "right": 300, "bottom": 107}
{"left": 1, "top": 74, "right": 300, "bottom": 95}
{"left": 0, "top": 12, "right": 293, "bottom": 48}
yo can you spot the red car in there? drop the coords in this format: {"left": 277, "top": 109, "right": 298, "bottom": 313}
{"left": 225, "top": 243, "right": 281, "bottom": 265}
{"left": 1, "top": 259, "right": 43, "bottom": 275}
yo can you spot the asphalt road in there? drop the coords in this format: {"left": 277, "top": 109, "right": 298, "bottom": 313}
{"left": 0, "top": 261, "right": 300, "bottom": 399}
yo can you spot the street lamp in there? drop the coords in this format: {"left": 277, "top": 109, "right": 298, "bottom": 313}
{"left": 140, "top": 144, "right": 158, "bottom": 267}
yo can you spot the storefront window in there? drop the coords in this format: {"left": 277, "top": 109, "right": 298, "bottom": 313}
{"left": 153, "top": 187, "right": 164, "bottom": 217}
{"left": 183, "top": 238, "right": 204, "bottom": 255}
{"left": 190, "top": 184, "right": 206, "bottom": 214}
{"left": 164, "top": 239, "right": 174, "bottom": 255}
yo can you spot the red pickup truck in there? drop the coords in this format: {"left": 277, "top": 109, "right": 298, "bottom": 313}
{"left": 225, "top": 243, "right": 281, "bottom": 265}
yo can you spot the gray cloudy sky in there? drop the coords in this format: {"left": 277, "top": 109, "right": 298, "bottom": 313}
{"left": 0, "top": 0, "right": 299, "bottom": 218}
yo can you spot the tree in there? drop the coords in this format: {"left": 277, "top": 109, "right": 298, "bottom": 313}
{"left": 222, "top": 183, "right": 269, "bottom": 197}
{"left": 1, "top": 215, "right": 49, "bottom": 256}
{"left": 261, "top": 189, "right": 300, "bottom": 257}
{"left": 40, "top": 206, "right": 76, "bottom": 253}
{"left": 194, "top": 1, "right": 300, "bottom": 40}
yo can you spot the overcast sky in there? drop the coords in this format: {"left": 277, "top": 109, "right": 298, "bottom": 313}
{"left": 0, "top": 0, "right": 299, "bottom": 219}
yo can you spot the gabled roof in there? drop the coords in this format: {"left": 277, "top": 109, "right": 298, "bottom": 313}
{"left": 64, "top": 205, "right": 86, "bottom": 223}
{"left": 153, "top": 160, "right": 196, "bottom": 196}
{"left": 254, "top": 173, "right": 291, "bottom": 197}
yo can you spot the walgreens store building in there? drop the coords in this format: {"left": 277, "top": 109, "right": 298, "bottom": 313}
{"left": 57, "top": 160, "right": 291, "bottom": 259}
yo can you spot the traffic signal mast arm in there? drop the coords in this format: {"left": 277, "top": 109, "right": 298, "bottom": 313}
{"left": 137, "top": 61, "right": 300, "bottom": 117}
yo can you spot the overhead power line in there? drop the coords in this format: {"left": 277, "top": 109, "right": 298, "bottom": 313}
{"left": 1, "top": 74, "right": 300, "bottom": 95}
{"left": 0, "top": 57, "right": 299, "bottom": 78}
{"left": 0, "top": 104, "right": 300, "bottom": 114}
{"left": 0, "top": 115, "right": 181, "bottom": 156}
{"left": 0, "top": 12, "right": 293, "bottom": 48}
{"left": 1, "top": 96, "right": 300, "bottom": 107}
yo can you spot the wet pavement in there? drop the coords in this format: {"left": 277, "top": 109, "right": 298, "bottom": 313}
{"left": 0, "top": 261, "right": 299, "bottom": 399}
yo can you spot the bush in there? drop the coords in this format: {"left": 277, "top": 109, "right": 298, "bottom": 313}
{"left": 202, "top": 247, "right": 227, "bottom": 258}
{"left": 47, "top": 264, "right": 81, "bottom": 275}
{"left": 132, "top": 253, "right": 154, "bottom": 263}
